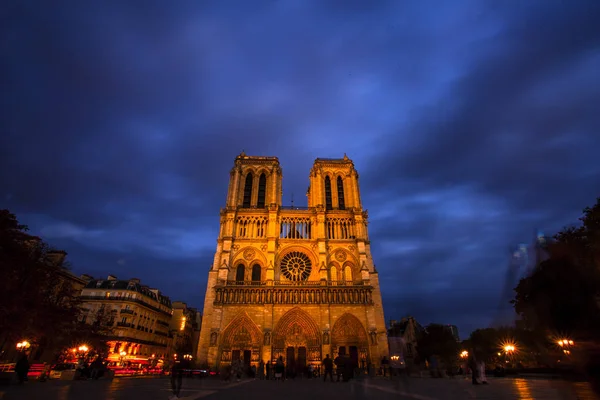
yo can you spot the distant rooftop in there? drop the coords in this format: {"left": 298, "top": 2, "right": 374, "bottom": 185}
{"left": 235, "top": 151, "right": 279, "bottom": 161}
{"left": 314, "top": 154, "right": 352, "bottom": 163}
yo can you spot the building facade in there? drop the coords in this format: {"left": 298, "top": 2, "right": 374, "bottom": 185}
{"left": 197, "top": 153, "right": 388, "bottom": 371}
{"left": 169, "top": 301, "right": 202, "bottom": 359}
{"left": 79, "top": 276, "right": 173, "bottom": 366}
{"left": 388, "top": 317, "right": 424, "bottom": 362}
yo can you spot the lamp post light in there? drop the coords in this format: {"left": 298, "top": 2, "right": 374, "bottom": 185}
{"left": 16, "top": 341, "right": 31, "bottom": 352}
{"left": 558, "top": 339, "right": 574, "bottom": 356}
{"left": 119, "top": 351, "right": 127, "bottom": 366}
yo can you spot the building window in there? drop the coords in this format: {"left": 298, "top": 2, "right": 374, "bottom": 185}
{"left": 251, "top": 264, "right": 261, "bottom": 282}
{"left": 243, "top": 173, "right": 253, "bottom": 208}
{"left": 257, "top": 173, "right": 267, "bottom": 208}
{"left": 337, "top": 176, "right": 345, "bottom": 210}
{"left": 236, "top": 264, "right": 245, "bottom": 282}
{"left": 325, "top": 176, "right": 333, "bottom": 210}
{"left": 344, "top": 266, "right": 352, "bottom": 282}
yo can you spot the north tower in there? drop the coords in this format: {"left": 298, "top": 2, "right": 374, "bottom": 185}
{"left": 197, "top": 152, "right": 388, "bottom": 371}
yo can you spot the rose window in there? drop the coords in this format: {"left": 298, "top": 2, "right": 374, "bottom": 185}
{"left": 280, "top": 251, "right": 312, "bottom": 281}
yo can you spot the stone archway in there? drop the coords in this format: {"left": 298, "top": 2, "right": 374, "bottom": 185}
{"left": 272, "top": 307, "right": 321, "bottom": 374}
{"left": 219, "top": 313, "right": 262, "bottom": 367}
{"left": 331, "top": 313, "right": 370, "bottom": 368}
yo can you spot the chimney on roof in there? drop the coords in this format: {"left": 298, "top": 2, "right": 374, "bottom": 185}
{"left": 130, "top": 278, "right": 140, "bottom": 284}
{"left": 107, "top": 275, "right": 118, "bottom": 281}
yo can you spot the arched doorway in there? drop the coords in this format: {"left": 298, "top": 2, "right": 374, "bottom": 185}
{"left": 331, "top": 313, "right": 370, "bottom": 369}
{"left": 272, "top": 307, "right": 321, "bottom": 377}
{"left": 219, "top": 313, "right": 262, "bottom": 368}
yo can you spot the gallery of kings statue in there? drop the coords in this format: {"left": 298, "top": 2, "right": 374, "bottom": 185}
{"left": 196, "top": 153, "right": 388, "bottom": 372}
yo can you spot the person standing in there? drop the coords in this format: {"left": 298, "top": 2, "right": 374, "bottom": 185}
{"left": 468, "top": 350, "right": 479, "bottom": 385}
{"left": 15, "top": 354, "right": 30, "bottom": 384}
{"left": 322, "top": 354, "right": 334, "bottom": 382}
{"left": 258, "top": 360, "right": 265, "bottom": 380}
{"left": 170, "top": 361, "right": 183, "bottom": 399}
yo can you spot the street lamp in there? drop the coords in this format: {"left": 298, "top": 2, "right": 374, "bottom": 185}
{"left": 16, "top": 341, "right": 30, "bottom": 351}
{"left": 558, "top": 339, "right": 574, "bottom": 355}
{"left": 460, "top": 350, "right": 468, "bottom": 359}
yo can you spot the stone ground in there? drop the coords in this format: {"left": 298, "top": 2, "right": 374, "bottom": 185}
{"left": 0, "top": 375, "right": 599, "bottom": 400}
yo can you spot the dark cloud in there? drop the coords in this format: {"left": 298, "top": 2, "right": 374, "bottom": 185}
{"left": 2, "top": 0, "right": 599, "bottom": 337}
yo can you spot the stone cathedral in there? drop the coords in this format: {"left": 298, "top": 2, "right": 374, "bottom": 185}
{"left": 196, "top": 153, "right": 388, "bottom": 371}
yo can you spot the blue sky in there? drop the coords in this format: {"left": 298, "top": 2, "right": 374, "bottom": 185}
{"left": 2, "top": 0, "right": 599, "bottom": 337}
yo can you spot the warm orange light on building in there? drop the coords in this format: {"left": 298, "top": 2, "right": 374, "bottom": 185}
{"left": 180, "top": 316, "right": 186, "bottom": 331}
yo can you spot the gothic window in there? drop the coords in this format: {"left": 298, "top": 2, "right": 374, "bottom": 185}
{"left": 257, "top": 173, "right": 267, "bottom": 208}
{"left": 337, "top": 176, "right": 345, "bottom": 210}
{"left": 236, "top": 264, "right": 245, "bottom": 282}
{"left": 280, "top": 251, "right": 312, "bottom": 281}
{"left": 242, "top": 173, "right": 253, "bottom": 208}
{"left": 330, "top": 266, "right": 338, "bottom": 282}
{"left": 344, "top": 266, "right": 352, "bottom": 282}
{"left": 325, "top": 176, "right": 333, "bottom": 210}
{"left": 251, "top": 264, "right": 261, "bottom": 282}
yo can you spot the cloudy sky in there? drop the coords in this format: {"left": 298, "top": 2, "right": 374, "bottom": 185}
{"left": 2, "top": 0, "right": 599, "bottom": 337}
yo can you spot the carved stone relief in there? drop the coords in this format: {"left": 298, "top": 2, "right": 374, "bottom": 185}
{"left": 260, "top": 244, "right": 267, "bottom": 251}
{"left": 335, "top": 250, "right": 347, "bottom": 262}
{"left": 243, "top": 248, "right": 256, "bottom": 260}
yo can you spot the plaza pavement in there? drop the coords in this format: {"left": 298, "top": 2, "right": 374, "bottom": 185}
{"left": 0, "top": 375, "right": 599, "bottom": 400}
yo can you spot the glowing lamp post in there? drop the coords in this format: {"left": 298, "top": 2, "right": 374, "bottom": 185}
{"left": 460, "top": 351, "right": 468, "bottom": 359}
{"left": 16, "top": 341, "right": 31, "bottom": 351}
{"left": 558, "top": 339, "right": 574, "bottom": 355}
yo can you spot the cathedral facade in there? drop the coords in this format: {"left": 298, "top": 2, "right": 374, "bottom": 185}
{"left": 196, "top": 153, "right": 388, "bottom": 371}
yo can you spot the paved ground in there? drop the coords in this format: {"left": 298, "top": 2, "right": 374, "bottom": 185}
{"left": 0, "top": 375, "right": 599, "bottom": 400}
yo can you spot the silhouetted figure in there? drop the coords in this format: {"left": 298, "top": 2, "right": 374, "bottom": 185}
{"left": 322, "top": 354, "right": 334, "bottom": 382}
{"left": 334, "top": 354, "right": 344, "bottom": 382}
{"left": 15, "top": 354, "right": 29, "bottom": 384}
{"left": 258, "top": 360, "right": 265, "bottom": 380}
{"left": 170, "top": 361, "right": 183, "bottom": 398}
{"left": 468, "top": 351, "right": 479, "bottom": 385}
{"left": 274, "top": 356, "right": 284, "bottom": 381}
{"left": 90, "top": 357, "right": 103, "bottom": 380}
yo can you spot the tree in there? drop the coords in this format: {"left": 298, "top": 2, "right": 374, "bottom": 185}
{"left": 416, "top": 324, "right": 459, "bottom": 368}
{"left": 0, "top": 210, "right": 82, "bottom": 357}
{"left": 512, "top": 198, "right": 600, "bottom": 340}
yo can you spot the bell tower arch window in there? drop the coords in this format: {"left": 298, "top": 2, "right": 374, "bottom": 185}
{"left": 235, "top": 264, "right": 245, "bottom": 282}
{"left": 337, "top": 176, "right": 345, "bottom": 210}
{"left": 251, "top": 264, "right": 261, "bottom": 282}
{"left": 325, "top": 176, "right": 333, "bottom": 210}
{"left": 257, "top": 173, "right": 267, "bottom": 208}
{"left": 243, "top": 173, "right": 253, "bottom": 208}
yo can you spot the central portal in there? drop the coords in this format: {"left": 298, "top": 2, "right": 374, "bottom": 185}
{"left": 272, "top": 308, "right": 321, "bottom": 373}
{"left": 285, "top": 346, "right": 307, "bottom": 376}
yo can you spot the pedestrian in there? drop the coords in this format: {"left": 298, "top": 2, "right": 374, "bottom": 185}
{"left": 258, "top": 360, "right": 265, "bottom": 380}
{"left": 468, "top": 349, "right": 479, "bottom": 385}
{"left": 322, "top": 354, "right": 334, "bottom": 382}
{"left": 15, "top": 354, "right": 30, "bottom": 384}
{"left": 170, "top": 361, "right": 183, "bottom": 399}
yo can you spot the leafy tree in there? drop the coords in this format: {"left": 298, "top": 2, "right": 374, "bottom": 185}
{"left": 0, "top": 210, "right": 83, "bottom": 358}
{"left": 416, "top": 324, "right": 459, "bottom": 367}
{"left": 512, "top": 198, "right": 600, "bottom": 340}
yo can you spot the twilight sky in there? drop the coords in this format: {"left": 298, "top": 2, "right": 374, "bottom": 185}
{"left": 2, "top": 0, "right": 600, "bottom": 337}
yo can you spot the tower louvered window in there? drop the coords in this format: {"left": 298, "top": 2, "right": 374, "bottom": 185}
{"left": 337, "top": 176, "right": 345, "bottom": 210}
{"left": 257, "top": 173, "right": 267, "bottom": 208}
{"left": 242, "top": 173, "right": 253, "bottom": 208}
{"left": 325, "top": 176, "right": 333, "bottom": 210}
